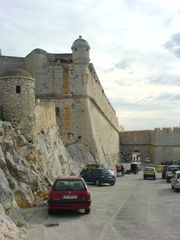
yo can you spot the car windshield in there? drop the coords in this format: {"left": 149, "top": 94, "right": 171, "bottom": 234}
{"left": 167, "top": 166, "right": 180, "bottom": 172}
{"left": 145, "top": 168, "right": 154, "bottom": 172}
{"left": 100, "top": 169, "right": 112, "bottom": 174}
{"left": 53, "top": 180, "right": 86, "bottom": 191}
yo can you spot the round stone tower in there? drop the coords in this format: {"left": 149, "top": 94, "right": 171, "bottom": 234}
{"left": 71, "top": 35, "right": 90, "bottom": 65}
{"left": 25, "top": 48, "right": 48, "bottom": 96}
{"left": 0, "top": 69, "right": 36, "bottom": 141}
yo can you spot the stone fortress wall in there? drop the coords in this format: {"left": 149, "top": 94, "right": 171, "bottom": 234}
{"left": 120, "top": 130, "right": 152, "bottom": 163}
{"left": 24, "top": 37, "right": 121, "bottom": 164}
{"left": 0, "top": 36, "right": 122, "bottom": 166}
{"left": 87, "top": 63, "right": 120, "bottom": 130}
{"left": 152, "top": 127, "right": 180, "bottom": 164}
{"left": 121, "top": 128, "right": 180, "bottom": 164}
{"left": 0, "top": 56, "right": 24, "bottom": 73}
{"left": 2, "top": 37, "right": 180, "bottom": 165}
{"left": 35, "top": 100, "right": 56, "bottom": 135}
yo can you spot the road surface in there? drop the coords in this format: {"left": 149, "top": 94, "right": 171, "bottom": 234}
{"left": 14, "top": 173, "right": 180, "bottom": 240}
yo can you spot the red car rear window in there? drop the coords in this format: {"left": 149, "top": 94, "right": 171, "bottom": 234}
{"left": 53, "top": 180, "right": 86, "bottom": 191}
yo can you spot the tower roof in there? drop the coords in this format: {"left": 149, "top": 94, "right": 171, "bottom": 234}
{"left": 71, "top": 35, "right": 90, "bottom": 49}
{"left": 0, "top": 68, "right": 32, "bottom": 78}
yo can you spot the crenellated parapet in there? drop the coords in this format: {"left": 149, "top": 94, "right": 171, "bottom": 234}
{"left": 154, "top": 127, "right": 180, "bottom": 133}
{"left": 152, "top": 127, "right": 180, "bottom": 146}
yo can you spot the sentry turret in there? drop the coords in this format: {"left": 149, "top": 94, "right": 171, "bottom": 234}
{"left": 71, "top": 35, "right": 90, "bottom": 64}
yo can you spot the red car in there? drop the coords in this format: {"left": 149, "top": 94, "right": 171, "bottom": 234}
{"left": 48, "top": 177, "right": 91, "bottom": 214}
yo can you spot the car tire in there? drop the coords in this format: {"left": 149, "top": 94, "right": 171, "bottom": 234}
{"left": 110, "top": 182, "right": 115, "bottom": 186}
{"left": 154, "top": 177, "right": 156, "bottom": 180}
{"left": 95, "top": 179, "right": 101, "bottom": 186}
{"left": 85, "top": 208, "right": 90, "bottom": 214}
{"left": 144, "top": 176, "right": 146, "bottom": 180}
{"left": 48, "top": 209, "right": 54, "bottom": 215}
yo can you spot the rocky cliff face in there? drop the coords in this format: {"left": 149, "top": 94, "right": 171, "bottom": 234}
{"left": 0, "top": 121, "right": 95, "bottom": 239}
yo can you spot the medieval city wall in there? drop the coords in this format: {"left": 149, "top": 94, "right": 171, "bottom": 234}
{"left": 152, "top": 128, "right": 180, "bottom": 163}
{"left": 46, "top": 95, "right": 120, "bottom": 165}
{"left": 56, "top": 97, "right": 120, "bottom": 165}
{"left": 121, "top": 128, "right": 180, "bottom": 164}
{"left": 67, "top": 61, "right": 121, "bottom": 164}
{"left": 87, "top": 98, "right": 120, "bottom": 166}
{"left": 87, "top": 64, "right": 120, "bottom": 130}
{"left": 25, "top": 50, "right": 72, "bottom": 97}
{"left": 120, "top": 130, "right": 152, "bottom": 162}
{"left": 0, "top": 56, "right": 24, "bottom": 74}
{"left": 35, "top": 100, "right": 56, "bottom": 134}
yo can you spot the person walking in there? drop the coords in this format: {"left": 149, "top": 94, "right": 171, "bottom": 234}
{"left": 121, "top": 165, "right": 124, "bottom": 176}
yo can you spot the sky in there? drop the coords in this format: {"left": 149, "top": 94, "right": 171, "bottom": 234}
{"left": 1, "top": 0, "right": 180, "bottom": 131}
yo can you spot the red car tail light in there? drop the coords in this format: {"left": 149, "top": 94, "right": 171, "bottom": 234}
{"left": 83, "top": 191, "right": 91, "bottom": 200}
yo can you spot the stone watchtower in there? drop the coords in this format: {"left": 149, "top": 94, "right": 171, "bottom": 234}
{"left": 71, "top": 35, "right": 90, "bottom": 65}
{"left": 70, "top": 35, "right": 91, "bottom": 98}
{"left": 0, "top": 69, "right": 36, "bottom": 141}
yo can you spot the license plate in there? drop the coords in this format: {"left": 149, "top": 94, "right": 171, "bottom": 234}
{"left": 63, "top": 195, "right": 77, "bottom": 199}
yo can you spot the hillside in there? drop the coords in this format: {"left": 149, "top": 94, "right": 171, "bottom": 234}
{"left": 0, "top": 121, "right": 95, "bottom": 239}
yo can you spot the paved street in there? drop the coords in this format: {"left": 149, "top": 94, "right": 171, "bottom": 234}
{"left": 17, "top": 172, "right": 180, "bottom": 240}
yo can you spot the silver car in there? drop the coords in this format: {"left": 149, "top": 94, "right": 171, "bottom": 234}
{"left": 166, "top": 165, "right": 180, "bottom": 182}
{"left": 171, "top": 170, "right": 180, "bottom": 192}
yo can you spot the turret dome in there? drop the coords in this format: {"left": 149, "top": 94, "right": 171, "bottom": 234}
{"left": 71, "top": 36, "right": 90, "bottom": 64}
{"left": 71, "top": 35, "right": 90, "bottom": 50}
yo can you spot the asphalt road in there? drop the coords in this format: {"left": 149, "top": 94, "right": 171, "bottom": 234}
{"left": 16, "top": 172, "right": 180, "bottom": 240}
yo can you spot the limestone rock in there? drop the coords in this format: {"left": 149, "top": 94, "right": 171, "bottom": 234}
{"left": 5, "top": 152, "right": 31, "bottom": 183}
{"left": 16, "top": 134, "right": 28, "bottom": 147}
{"left": 3, "top": 138, "right": 16, "bottom": 155}
{"left": 14, "top": 182, "right": 34, "bottom": 208}
{"left": 0, "top": 145, "right": 6, "bottom": 166}
{"left": 36, "top": 126, "right": 75, "bottom": 180}
{"left": 0, "top": 204, "right": 18, "bottom": 240}
{"left": 0, "top": 169, "right": 14, "bottom": 209}
{"left": 0, "top": 120, "right": 97, "bottom": 227}
{"left": 66, "top": 142, "right": 95, "bottom": 172}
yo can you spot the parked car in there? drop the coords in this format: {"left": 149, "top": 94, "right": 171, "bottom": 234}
{"left": 123, "top": 162, "right": 141, "bottom": 174}
{"left": 143, "top": 167, "right": 156, "bottom": 180}
{"left": 171, "top": 170, "right": 180, "bottom": 192}
{"left": 166, "top": 165, "right": 180, "bottom": 182}
{"left": 81, "top": 163, "right": 108, "bottom": 171}
{"left": 161, "top": 165, "right": 168, "bottom": 179}
{"left": 80, "top": 167, "right": 116, "bottom": 186}
{"left": 48, "top": 177, "right": 91, "bottom": 214}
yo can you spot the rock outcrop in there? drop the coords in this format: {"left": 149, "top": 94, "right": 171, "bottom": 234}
{"left": 0, "top": 203, "right": 18, "bottom": 240}
{"left": 0, "top": 121, "right": 95, "bottom": 239}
